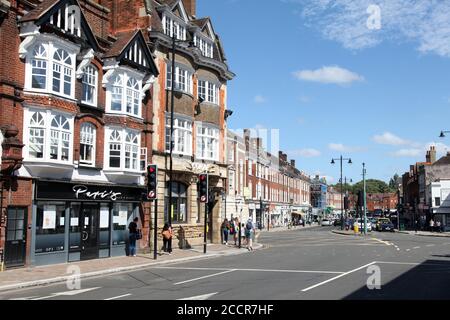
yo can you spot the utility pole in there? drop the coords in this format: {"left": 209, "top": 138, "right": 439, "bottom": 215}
{"left": 363, "top": 163, "right": 367, "bottom": 234}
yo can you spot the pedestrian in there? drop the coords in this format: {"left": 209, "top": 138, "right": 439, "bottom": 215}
{"left": 221, "top": 218, "right": 230, "bottom": 245}
{"left": 414, "top": 220, "right": 419, "bottom": 233}
{"left": 161, "top": 223, "right": 173, "bottom": 254}
{"left": 233, "top": 218, "right": 240, "bottom": 246}
{"left": 241, "top": 222, "right": 246, "bottom": 245}
{"left": 429, "top": 219, "right": 435, "bottom": 232}
{"left": 128, "top": 217, "right": 139, "bottom": 257}
{"left": 436, "top": 220, "right": 441, "bottom": 233}
{"left": 245, "top": 218, "right": 255, "bottom": 251}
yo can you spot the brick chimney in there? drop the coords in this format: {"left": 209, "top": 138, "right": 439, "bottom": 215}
{"left": 430, "top": 146, "right": 437, "bottom": 164}
{"left": 290, "top": 159, "right": 296, "bottom": 167}
{"left": 181, "top": 0, "right": 196, "bottom": 17}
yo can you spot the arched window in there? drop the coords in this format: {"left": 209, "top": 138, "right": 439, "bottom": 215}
{"left": 108, "top": 71, "right": 142, "bottom": 116}
{"left": 126, "top": 77, "right": 140, "bottom": 115}
{"left": 82, "top": 65, "right": 98, "bottom": 106}
{"left": 111, "top": 75, "right": 123, "bottom": 111}
{"left": 50, "top": 114, "right": 71, "bottom": 161}
{"left": 165, "top": 182, "right": 188, "bottom": 223}
{"left": 27, "top": 42, "right": 75, "bottom": 98}
{"left": 108, "top": 129, "right": 122, "bottom": 168}
{"left": 125, "top": 132, "right": 138, "bottom": 170}
{"left": 31, "top": 45, "right": 48, "bottom": 90}
{"left": 80, "top": 123, "right": 96, "bottom": 166}
{"left": 52, "top": 49, "right": 72, "bottom": 96}
{"left": 29, "top": 111, "right": 46, "bottom": 159}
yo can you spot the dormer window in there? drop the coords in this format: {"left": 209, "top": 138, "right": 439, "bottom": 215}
{"left": 25, "top": 40, "right": 77, "bottom": 99}
{"left": 162, "top": 15, "right": 186, "bottom": 40}
{"left": 194, "top": 35, "right": 214, "bottom": 59}
{"left": 106, "top": 69, "right": 143, "bottom": 118}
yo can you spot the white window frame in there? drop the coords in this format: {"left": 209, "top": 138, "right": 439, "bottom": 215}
{"left": 196, "top": 123, "right": 219, "bottom": 161}
{"left": 106, "top": 68, "right": 143, "bottom": 118}
{"left": 198, "top": 79, "right": 219, "bottom": 105}
{"left": 162, "top": 14, "right": 187, "bottom": 40}
{"left": 23, "top": 108, "right": 74, "bottom": 164}
{"left": 25, "top": 37, "right": 78, "bottom": 100}
{"left": 104, "top": 127, "right": 141, "bottom": 172}
{"left": 166, "top": 64, "right": 193, "bottom": 95}
{"left": 81, "top": 65, "right": 98, "bottom": 106}
{"left": 194, "top": 35, "right": 214, "bottom": 58}
{"left": 79, "top": 122, "right": 96, "bottom": 166}
{"left": 165, "top": 115, "right": 192, "bottom": 156}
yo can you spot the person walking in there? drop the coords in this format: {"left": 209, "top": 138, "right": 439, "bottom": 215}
{"left": 128, "top": 217, "right": 139, "bottom": 257}
{"left": 240, "top": 222, "right": 246, "bottom": 246}
{"left": 233, "top": 217, "right": 240, "bottom": 246}
{"left": 436, "top": 220, "right": 442, "bottom": 233}
{"left": 161, "top": 223, "right": 173, "bottom": 254}
{"left": 245, "top": 218, "right": 255, "bottom": 251}
{"left": 221, "top": 218, "right": 230, "bottom": 245}
{"left": 429, "top": 219, "right": 435, "bottom": 232}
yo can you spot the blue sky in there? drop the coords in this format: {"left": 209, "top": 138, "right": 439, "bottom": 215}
{"left": 197, "top": 0, "right": 450, "bottom": 184}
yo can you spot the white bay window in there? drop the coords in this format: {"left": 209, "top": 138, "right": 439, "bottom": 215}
{"left": 165, "top": 116, "right": 192, "bottom": 156}
{"left": 25, "top": 109, "right": 73, "bottom": 163}
{"left": 198, "top": 80, "right": 219, "bottom": 105}
{"left": 81, "top": 65, "right": 98, "bottom": 106}
{"left": 194, "top": 35, "right": 214, "bottom": 59}
{"left": 196, "top": 123, "right": 219, "bottom": 161}
{"left": 105, "top": 128, "right": 141, "bottom": 172}
{"left": 106, "top": 69, "right": 143, "bottom": 117}
{"left": 26, "top": 41, "right": 77, "bottom": 98}
{"left": 166, "top": 64, "right": 193, "bottom": 95}
{"left": 162, "top": 15, "right": 186, "bottom": 40}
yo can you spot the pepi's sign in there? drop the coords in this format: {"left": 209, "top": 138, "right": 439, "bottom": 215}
{"left": 36, "top": 181, "right": 145, "bottom": 202}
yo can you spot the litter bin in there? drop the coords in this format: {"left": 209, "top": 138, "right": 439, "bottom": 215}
{"left": 399, "top": 223, "right": 405, "bottom": 231}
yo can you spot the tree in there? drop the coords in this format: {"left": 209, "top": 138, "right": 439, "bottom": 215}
{"left": 388, "top": 173, "right": 401, "bottom": 192}
{"left": 351, "top": 179, "right": 392, "bottom": 194}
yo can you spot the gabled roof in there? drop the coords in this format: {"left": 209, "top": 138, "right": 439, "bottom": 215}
{"left": 20, "top": 0, "right": 99, "bottom": 51}
{"left": 432, "top": 154, "right": 450, "bottom": 166}
{"left": 104, "top": 30, "right": 159, "bottom": 76}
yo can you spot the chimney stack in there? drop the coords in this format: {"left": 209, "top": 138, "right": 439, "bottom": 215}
{"left": 181, "top": 0, "right": 196, "bottom": 17}
{"left": 290, "top": 159, "right": 296, "bottom": 167}
{"left": 430, "top": 146, "right": 437, "bottom": 163}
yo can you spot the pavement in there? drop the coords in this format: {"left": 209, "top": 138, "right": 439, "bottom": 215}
{"left": 0, "top": 242, "right": 263, "bottom": 292}
{"left": 1, "top": 226, "right": 450, "bottom": 300}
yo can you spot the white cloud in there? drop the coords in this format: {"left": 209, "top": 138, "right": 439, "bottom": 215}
{"left": 287, "top": 0, "right": 450, "bottom": 58}
{"left": 373, "top": 132, "right": 411, "bottom": 146}
{"left": 289, "top": 148, "right": 321, "bottom": 158}
{"left": 328, "top": 143, "right": 367, "bottom": 152}
{"left": 253, "top": 95, "right": 267, "bottom": 104}
{"left": 390, "top": 149, "right": 423, "bottom": 158}
{"left": 293, "top": 66, "right": 364, "bottom": 85}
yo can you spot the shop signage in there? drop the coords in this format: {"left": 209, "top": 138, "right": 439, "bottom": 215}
{"left": 36, "top": 181, "right": 145, "bottom": 202}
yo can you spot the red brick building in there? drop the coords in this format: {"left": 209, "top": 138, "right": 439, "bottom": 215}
{"left": 0, "top": 0, "right": 164, "bottom": 268}
{"left": 366, "top": 193, "right": 398, "bottom": 213}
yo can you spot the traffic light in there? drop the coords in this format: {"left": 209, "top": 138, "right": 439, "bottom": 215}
{"left": 147, "top": 165, "right": 158, "bottom": 200}
{"left": 357, "top": 190, "right": 364, "bottom": 207}
{"left": 198, "top": 173, "right": 208, "bottom": 203}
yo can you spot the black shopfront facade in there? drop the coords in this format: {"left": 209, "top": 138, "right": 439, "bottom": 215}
{"left": 31, "top": 180, "right": 145, "bottom": 266}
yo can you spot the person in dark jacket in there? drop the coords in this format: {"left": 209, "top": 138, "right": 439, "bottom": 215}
{"left": 128, "top": 217, "right": 139, "bottom": 257}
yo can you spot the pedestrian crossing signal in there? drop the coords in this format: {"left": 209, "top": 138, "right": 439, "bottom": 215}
{"left": 199, "top": 173, "right": 208, "bottom": 203}
{"left": 147, "top": 165, "right": 158, "bottom": 200}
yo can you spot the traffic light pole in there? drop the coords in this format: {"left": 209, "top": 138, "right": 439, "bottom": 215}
{"left": 204, "top": 202, "right": 208, "bottom": 254}
{"left": 153, "top": 199, "right": 158, "bottom": 260}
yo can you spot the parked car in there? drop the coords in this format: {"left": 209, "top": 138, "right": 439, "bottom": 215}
{"left": 375, "top": 218, "right": 395, "bottom": 232}
{"left": 321, "top": 219, "right": 333, "bottom": 226}
{"left": 354, "top": 218, "right": 372, "bottom": 232}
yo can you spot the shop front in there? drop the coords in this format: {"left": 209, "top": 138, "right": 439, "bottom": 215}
{"left": 31, "top": 180, "right": 145, "bottom": 266}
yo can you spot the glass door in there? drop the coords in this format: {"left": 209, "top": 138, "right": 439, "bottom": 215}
{"left": 5, "top": 207, "right": 27, "bottom": 267}
{"left": 80, "top": 203, "right": 99, "bottom": 260}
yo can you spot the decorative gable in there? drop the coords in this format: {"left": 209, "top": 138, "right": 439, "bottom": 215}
{"left": 24, "top": 0, "right": 99, "bottom": 51}
{"left": 171, "top": 0, "right": 189, "bottom": 22}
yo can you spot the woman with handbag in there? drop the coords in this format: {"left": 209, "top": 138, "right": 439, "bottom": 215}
{"left": 128, "top": 217, "right": 139, "bottom": 257}
{"left": 162, "top": 223, "right": 173, "bottom": 254}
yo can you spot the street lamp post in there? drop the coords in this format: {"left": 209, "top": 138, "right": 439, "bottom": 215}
{"left": 167, "top": 36, "right": 193, "bottom": 226}
{"left": 340, "top": 176, "right": 352, "bottom": 222}
{"left": 331, "top": 156, "right": 352, "bottom": 230}
{"left": 362, "top": 163, "right": 368, "bottom": 234}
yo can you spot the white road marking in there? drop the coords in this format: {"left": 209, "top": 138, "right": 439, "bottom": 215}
{"left": 153, "top": 266, "right": 343, "bottom": 274}
{"left": 174, "top": 270, "right": 236, "bottom": 285}
{"left": 406, "top": 249, "right": 411, "bottom": 252}
{"left": 413, "top": 246, "right": 421, "bottom": 249}
{"left": 426, "top": 244, "right": 435, "bottom": 247}
{"left": 31, "top": 287, "right": 101, "bottom": 300}
{"left": 104, "top": 293, "right": 132, "bottom": 300}
{"left": 301, "top": 262, "right": 377, "bottom": 292}
{"left": 9, "top": 296, "right": 39, "bottom": 300}
{"left": 372, "top": 238, "right": 392, "bottom": 246}
{"left": 178, "top": 292, "right": 218, "bottom": 300}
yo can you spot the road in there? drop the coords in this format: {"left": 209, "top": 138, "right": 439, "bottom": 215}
{"left": 1, "top": 227, "right": 450, "bottom": 300}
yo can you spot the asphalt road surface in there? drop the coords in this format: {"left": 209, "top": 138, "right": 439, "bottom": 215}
{"left": 2, "top": 227, "right": 450, "bottom": 300}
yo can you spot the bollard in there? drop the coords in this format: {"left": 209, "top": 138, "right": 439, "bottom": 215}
{"left": 354, "top": 224, "right": 359, "bottom": 234}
